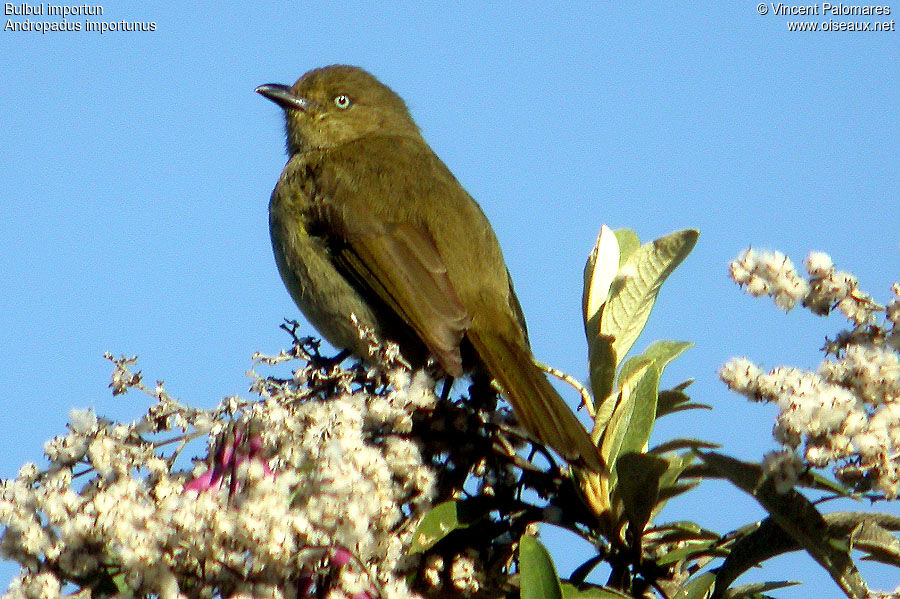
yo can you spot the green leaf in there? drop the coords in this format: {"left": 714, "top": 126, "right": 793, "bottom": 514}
{"left": 600, "top": 361, "right": 658, "bottom": 489}
{"left": 850, "top": 519, "right": 900, "bottom": 565}
{"left": 654, "top": 538, "right": 726, "bottom": 565}
{"left": 614, "top": 452, "right": 669, "bottom": 535}
{"left": 699, "top": 452, "right": 868, "bottom": 599}
{"left": 589, "top": 333, "right": 618, "bottom": 414}
{"left": 600, "top": 229, "right": 698, "bottom": 369}
{"left": 569, "top": 554, "right": 607, "bottom": 585}
{"left": 583, "top": 225, "right": 621, "bottom": 338}
{"left": 802, "top": 471, "right": 858, "bottom": 497}
{"left": 650, "top": 452, "right": 701, "bottom": 519}
{"left": 651, "top": 439, "right": 720, "bottom": 454}
{"left": 620, "top": 340, "right": 692, "bottom": 385}
{"left": 655, "top": 481, "right": 702, "bottom": 505}
{"left": 584, "top": 228, "right": 645, "bottom": 406}
{"left": 676, "top": 571, "right": 716, "bottom": 599}
{"left": 520, "top": 535, "right": 563, "bottom": 599}
{"left": 105, "top": 570, "right": 133, "bottom": 598}
{"left": 712, "top": 518, "right": 797, "bottom": 594}
{"left": 561, "top": 582, "right": 633, "bottom": 598}
{"left": 672, "top": 378, "right": 694, "bottom": 391}
{"left": 722, "top": 581, "right": 800, "bottom": 599}
{"left": 610, "top": 341, "right": 690, "bottom": 441}
{"left": 715, "top": 512, "right": 900, "bottom": 596}
{"left": 614, "top": 229, "right": 641, "bottom": 267}
{"left": 657, "top": 389, "right": 711, "bottom": 418}
{"left": 660, "top": 402, "right": 713, "bottom": 417}
{"left": 615, "top": 361, "right": 659, "bottom": 456}
{"left": 582, "top": 226, "right": 641, "bottom": 346}
{"left": 409, "top": 500, "right": 471, "bottom": 554}
{"left": 656, "top": 389, "right": 691, "bottom": 414}
{"left": 647, "top": 520, "right": 713, "bottom": 537}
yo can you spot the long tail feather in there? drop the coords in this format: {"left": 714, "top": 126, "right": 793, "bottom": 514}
{"left": 467, "top": 329, "right": 603, "bottom": 471}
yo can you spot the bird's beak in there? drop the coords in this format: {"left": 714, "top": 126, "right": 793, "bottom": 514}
{"left": 255, "top": 84, "right": 313, "bottom": 113}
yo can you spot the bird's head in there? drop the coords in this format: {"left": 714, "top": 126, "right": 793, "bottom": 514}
{"left": 256, "top": 65, "right": 421, "bottom": 154}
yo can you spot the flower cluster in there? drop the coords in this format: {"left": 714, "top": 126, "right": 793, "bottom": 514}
{"left": 722, "top": 250, "right": 900, "bottom": 496}
{"left": 729, "top": 248, "right": 810, "bottom": 311}
{"left": 730, "top": 248, "right": 881, "bottom": 323}
{"left": 0, "top": 345, "right": 442, "bottom": 599}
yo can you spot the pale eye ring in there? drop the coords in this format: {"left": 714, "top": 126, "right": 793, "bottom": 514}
{"left": 333, "top": 94, "right": 352, "bottom": 109}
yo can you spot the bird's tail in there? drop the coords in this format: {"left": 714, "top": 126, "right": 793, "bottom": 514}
{"left": 467, "top": 328, "right": 603, "bottom": 471}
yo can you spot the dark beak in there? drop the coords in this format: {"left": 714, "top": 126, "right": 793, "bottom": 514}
{"left": 255, "top": 84, "right": 312, "bottom": 112}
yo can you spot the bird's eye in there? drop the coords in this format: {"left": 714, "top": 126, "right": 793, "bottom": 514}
{"left": 333, "top": 95, "right": 352, "bottom": 109}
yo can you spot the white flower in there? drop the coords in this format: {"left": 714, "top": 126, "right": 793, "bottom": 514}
{"left": 68, "top": 408, "right": 98, "bottom": 434}
{"left": 804, "top": 251, "right": 834, "bottom": 277}
{"left": 729, "top": 248, "right": 809, "bottom": 310}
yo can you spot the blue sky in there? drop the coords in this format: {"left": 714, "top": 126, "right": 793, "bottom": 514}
{"left": 1, "top": 2, "right": 897, "bottom": 596}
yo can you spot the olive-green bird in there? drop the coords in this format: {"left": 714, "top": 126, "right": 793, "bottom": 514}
{"left": 257, "top": 65, "right": 601, "bottom": 470}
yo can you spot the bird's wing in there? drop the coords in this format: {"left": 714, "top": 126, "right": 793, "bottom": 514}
{"left": 312, "top": 160, "right": 472, "bottom": 377}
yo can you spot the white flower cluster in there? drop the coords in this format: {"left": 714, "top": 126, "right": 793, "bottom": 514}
{"left": 730, "top": 248, "right": 810, "bottom": 311}
{"left": 868, "top": 587, "right": 900, "bottom": 599}
{"left": 722, "top": 251, "right": 900, "bottom": 496}
{"left": 730, "top": 249, "right": 880, "bottom": 323}
{"left": 0, "top": 353, "right": 441, "bottom": 599}
{"left": 419, "top": 551, "right": 484, "bottom": 596}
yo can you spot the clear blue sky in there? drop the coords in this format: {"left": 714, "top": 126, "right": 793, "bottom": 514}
{"left": 1, "top": 2, "right": 897, "bottom": 596}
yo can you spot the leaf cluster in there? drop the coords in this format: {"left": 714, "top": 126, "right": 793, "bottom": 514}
{"left": 415, "top": 228, "right": 899, "bottom": 599}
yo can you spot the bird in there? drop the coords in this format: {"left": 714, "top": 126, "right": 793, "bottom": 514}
{"left": 256, "top": 65, "right": 601, "bottom": 470}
